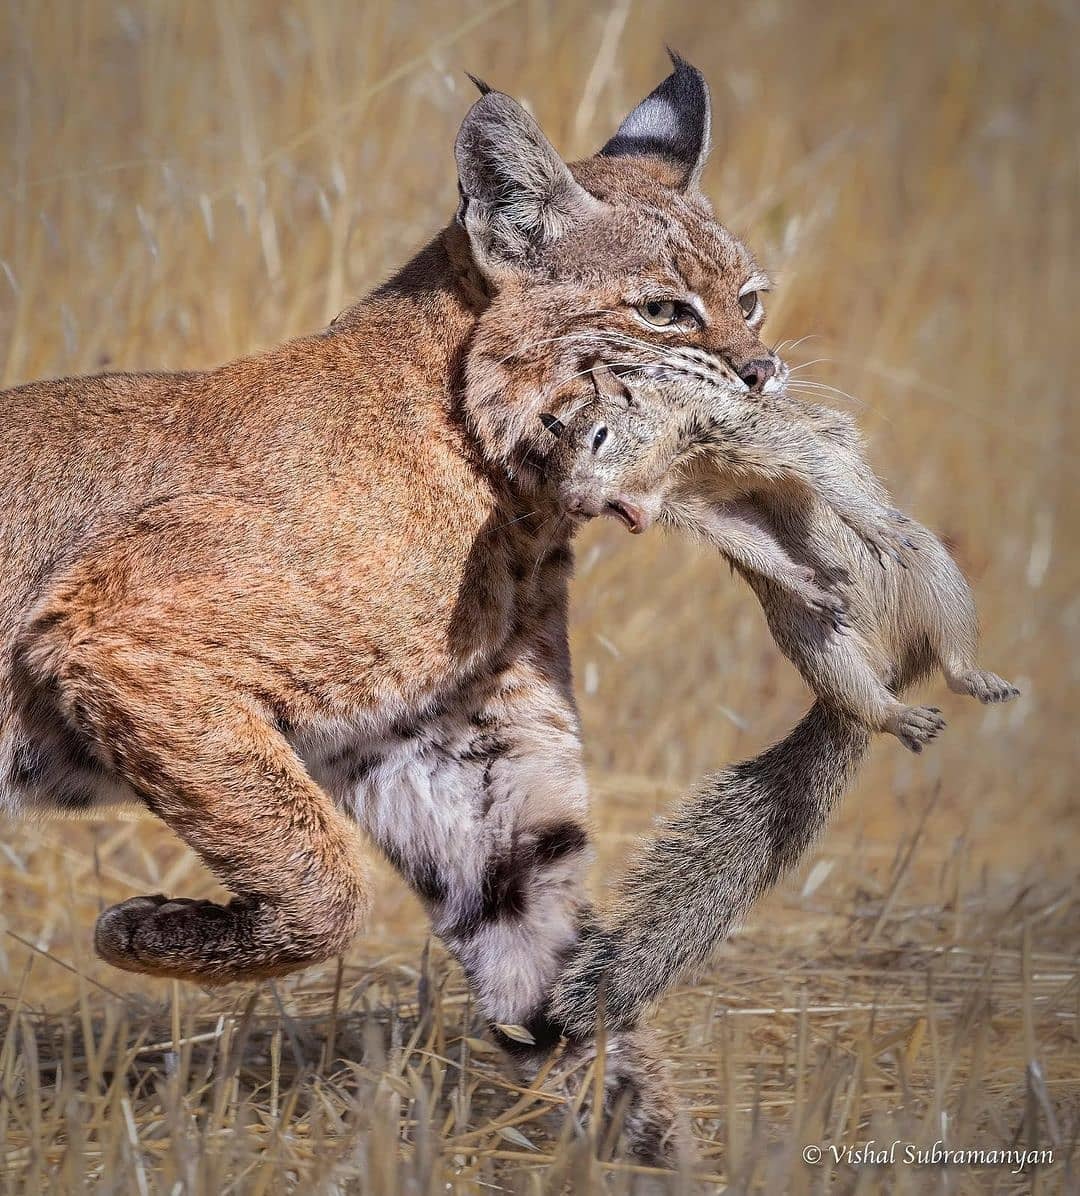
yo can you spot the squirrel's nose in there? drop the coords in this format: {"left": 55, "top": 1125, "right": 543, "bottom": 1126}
{"left": 562, "top": 486, "right": 600, "bottom": 519}
{"left": 737, "top": 357, "right": 777, "bottom": 393}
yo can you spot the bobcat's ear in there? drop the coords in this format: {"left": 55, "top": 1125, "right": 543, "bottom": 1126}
{"left": 600, "top": 51, "right": 711, "bottom": 192}
{"left": 455, "top": 88, "right": 601, "bottom": 275}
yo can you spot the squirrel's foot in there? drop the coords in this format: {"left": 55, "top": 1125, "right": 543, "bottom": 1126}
{"left": 887, "top": 705, "right": 946, "bottom": 753}
{"left": 813, "top": 560, "right": 854, "bottom": 590}
{"left": 948, "top": 669, "right": 1020, "bottom": 704}
{"left": 855, "top": 516, "right": 919, "bottom": 569}
{"left": 790, "top": 567, "right": 850, "bottom": 633}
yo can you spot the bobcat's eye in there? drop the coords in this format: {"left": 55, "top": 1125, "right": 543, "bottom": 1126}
{"left": 591, "top": 424, "right": 609, "bottom": 454}
{"left": 637, "top": 299, "right": 679, "bottom": 327}
{"left": 739, "top": 290, "right": 759, "bottom": 319}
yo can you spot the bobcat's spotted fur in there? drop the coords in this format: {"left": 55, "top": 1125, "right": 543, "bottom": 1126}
{"left": 1, "top": 56, "right": 810, "bottom": 1160}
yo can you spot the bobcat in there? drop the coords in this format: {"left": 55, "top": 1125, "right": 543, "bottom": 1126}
{"left": 535, "top": 374, "right": 1018, "bottom": 1041}
{"left": 0, "top": 54, "right": 796, "bottom": 1160}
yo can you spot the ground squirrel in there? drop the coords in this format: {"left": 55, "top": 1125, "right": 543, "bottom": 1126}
{"left": 542, "top": 372, "right": 1019, "bottom": 1040}
{"left": 543, "top": 371, "right": 1019, "bottom": 752}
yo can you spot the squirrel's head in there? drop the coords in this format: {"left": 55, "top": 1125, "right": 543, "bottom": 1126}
{"left": 538, "top": 370, "right": 687, "bottom": 536}
{"left": 452, "top": 53, "right": 787, "bottom": 483}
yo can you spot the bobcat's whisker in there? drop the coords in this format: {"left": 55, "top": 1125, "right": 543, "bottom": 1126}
{"left": 550, "top": 396, "right": 598, "bottom": 424}
{"left": 493, "top": 331, "right": 605, "bottom": 365}
{"left": 593, "top": 331, "right": 677, "bottom": 356}
{"left": 785, "top": 358, "right": 832, "bottom": 375}
{"left": 773, "top": 332, "right": 821, "bottom": 356}
{"left": 491, "top": 318, "right": 664, "bottom": 365}
{"left": 546, "top": 357, "right": 669, "bottom": 394}
{"left": 528, "top": 514, "right": 563, "bottom": 583}
{"left": 786, "top": 380, "right": 864, "bottom": 407}
{"left": 488, "top": 508, "right": 542, "bottom": 534}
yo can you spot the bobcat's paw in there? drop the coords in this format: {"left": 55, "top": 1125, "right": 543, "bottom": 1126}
{"left": 536, "top": 1030, "right": 688, "bottom": 1168}
{"left": 889, "top": 705, "right": 947, "bottom": 753}
{"left": 95, "top": 894, "right": 246, "bottom": 981}
{"left": 950, "top": 669, "right": 1020, "bottom": 704}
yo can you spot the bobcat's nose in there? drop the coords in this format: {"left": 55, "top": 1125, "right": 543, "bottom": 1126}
{"left": 737, "top": 357, "right": 778, "bottom": 394}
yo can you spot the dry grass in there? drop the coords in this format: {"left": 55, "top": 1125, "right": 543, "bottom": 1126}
{"left": 0, "top": 0, "right": 1077, "bottom": 1191}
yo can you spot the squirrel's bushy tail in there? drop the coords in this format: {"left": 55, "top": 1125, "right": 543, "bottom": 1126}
{"left": 549, "top": 701, "right": 870, "bottom": 1039}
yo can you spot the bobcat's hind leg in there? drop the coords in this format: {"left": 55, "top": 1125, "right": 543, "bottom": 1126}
{"left": 19, "top": 624, "right": 371, "bottom": 983}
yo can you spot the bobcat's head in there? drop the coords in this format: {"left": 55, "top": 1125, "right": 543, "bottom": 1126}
{"left": 453, "top": 53, "right": 786, "bottom": 483}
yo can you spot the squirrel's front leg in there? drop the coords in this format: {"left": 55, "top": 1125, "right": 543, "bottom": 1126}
{"left": 706, "top": 401, "right": 917, "bottom": 567}
{"left": 773, "top": 449, "right": 917, "bottom": 568}
{"left": 667, "top": 497, "right": 850, "bottom": 633}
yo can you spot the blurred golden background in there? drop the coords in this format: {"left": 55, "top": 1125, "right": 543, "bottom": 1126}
{"left": 0, "top": 1, "right": 1076, "bottom": 1190}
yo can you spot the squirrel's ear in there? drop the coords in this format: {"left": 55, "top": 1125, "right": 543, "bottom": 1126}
{"left": 455, "top": 88, "right": 602, "bottom": 275}
{"left": 599, "top": 51, "right": 711, "bottom": 192}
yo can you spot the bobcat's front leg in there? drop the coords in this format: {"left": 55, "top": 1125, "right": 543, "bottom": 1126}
{"left": 360, "top": 653, "right": 685, "bottom": 1165}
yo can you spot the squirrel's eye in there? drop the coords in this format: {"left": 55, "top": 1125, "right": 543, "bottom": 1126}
{"left": 739, "top": 290, "right": 759, "bottom": 319}
{"left": 539, "top": 412, "right": 565, "bottom": 437}
{"left": 591, "top": 425, "right": 609, "bottom": 453}
{"left": 637, "top": 299, "right": 679, "bottom": 327}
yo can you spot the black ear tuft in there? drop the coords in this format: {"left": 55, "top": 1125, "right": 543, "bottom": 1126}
{"left": 599, "top": 51, "right": 711, "bottom": 191}
{"left": 465, "top": 72, "right": 492, "bottom": 96}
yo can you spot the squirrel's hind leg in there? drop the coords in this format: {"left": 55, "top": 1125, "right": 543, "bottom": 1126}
{"left": 882, "top": 703, "right": 948, "bottom": 753}
{"left": 945, "top": 666, "right": 1020, "bottom": 704}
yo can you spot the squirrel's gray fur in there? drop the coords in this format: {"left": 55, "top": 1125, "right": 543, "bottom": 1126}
{"left": 542, "top": 374, "right": 1017, "bottom": 1039}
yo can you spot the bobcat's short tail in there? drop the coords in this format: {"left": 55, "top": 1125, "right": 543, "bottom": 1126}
{"left": 548, "top": 700, "right": 870, "bottom": 1040}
